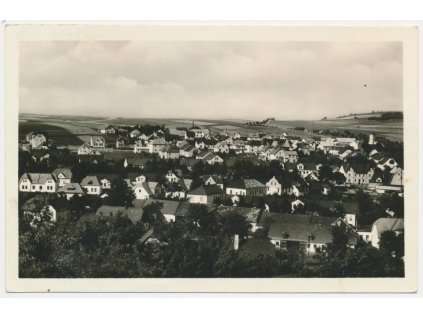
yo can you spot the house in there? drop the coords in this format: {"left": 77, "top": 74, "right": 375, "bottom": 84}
{"left": 158, "top": 145, "right": 180, "bottom": 159}
{"left": 342, "top": 201, "right": 360, "bottom": 227}
{"left": 90, "top": 136, "right": 106, "bottom": 148}
{"left": 179, "top": 143, "right": 196, "bottom": 158}
{"left": 133, "top": 140, "right": 149, "bottom": 153}
{"left": 52, "top": 168, "right": 72, "bottom": 186}
{"left": 80, "top": 176, "right": 102, "bottom": 195}
{"left": 357, "top": 226, "right": 373, "bottom": 243}
{"left": 202, "top": 175, "right": 224, "bottom": 190}
{"left": 96, "top": 205, "right": 145, "bottom": 224}
{"left": 245, "top": 140, "right": 263, "bottom": 153}
{"left": 133, "top": 182, "right": 154, "bottom": 200}
{"left": 258, "top": 213, "right": 357, "bottom": 254}
{"left": 58, "top": 183, "right": 85, "bottom": 199}
{"left": 78, "top": 143, "right": 93, "bottom": 155}
{"left": 19, "top": 173, "right": 58, "bottom": 193}
{"left": 203, "top": 152, "right": 224, "bottom": 165}
{"left": 129, "top": 129, "right": 141, "bottom": 138}
{"left": 98, "top": 125, "right": 116, "bottom": 134}
{"left": 162, "top": 181, "right": 187, "bottom": 199}
{"left": 370, "top": 218, "right": 404, "bottom": 248}
{"left": 213, "top": 141, "right": 230, "bottom": 153}
{"left": 140, "top": 199, "right": 181, "bottom": 223}
{"left": 265, "top": 176, "right": 282, "bottom": 195}
{"left": 115, "top": 136, "right": 127, "bottom": 149}
{"left": 96, "top": 173, "right": 120, "bottom": 190}
{"left": 377, "top": 157, "right": 398, "bottom": 171}
{"left": 296, "top": 162, "right": 321, "bottom": 178}
{"left": 123, "top": 157, "right": 149, "bottom": 169}
{"left": 187, "top": 185, "right": 226, "bottom": 204}
{"left": 339, "top": 163, "right": 374, "bottom": 185}
{"left": 165, "top": 170, "right": 180, "bottom": 183}
{"left": 148, "top": 138, "right": 167, "bottom": 153}
{"left": 279, "top": 150, "right": 298, "bottom": 163}
{"left": 226, "top": 179, "right": 266, "bottom": 196}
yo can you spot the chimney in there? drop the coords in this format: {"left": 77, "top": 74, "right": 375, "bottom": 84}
{"left": 234, "top": 234, "right": 239, "bottom": 251}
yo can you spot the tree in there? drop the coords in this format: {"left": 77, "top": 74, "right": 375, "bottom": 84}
{"left": 318, "top": 165, "right": 333, "bottom": 182}
{"left": 106, "top": 177, "right": 135, "bottom": 207}
{"left": 219, "top": 212, "right": 251, "bottom": 238}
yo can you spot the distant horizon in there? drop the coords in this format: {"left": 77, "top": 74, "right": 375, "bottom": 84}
{"left": 19, "top": 109, "right": 402, "bottom": 123}
{"left": 20, "top": 41, "right": 402, "bottom": 120}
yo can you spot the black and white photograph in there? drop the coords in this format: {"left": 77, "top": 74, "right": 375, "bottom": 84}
{"left": 4, "top": 24, "right": 418, "bottom": 292}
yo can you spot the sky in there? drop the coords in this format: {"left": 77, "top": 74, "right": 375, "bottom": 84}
{"left": 20, "top": 41, "right": 403, "bottom": 120}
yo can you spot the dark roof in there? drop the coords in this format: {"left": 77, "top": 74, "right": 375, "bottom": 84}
{"left": 227, "top": 179, "right": 265, "bottom": 189}
{"left": 58, "top": 183, "right": 84, "bottom": 194}
{"left": 259, "top": 213, "right": 357, "bottom": 245}
{"left": 52, "top": 168, "right": 72, "bottom": 179}
{"left": 188, "top": 185, "right": 225, "bottom": 196}
{"left": 96, "top": 205, "right": 144, "bottom": 224}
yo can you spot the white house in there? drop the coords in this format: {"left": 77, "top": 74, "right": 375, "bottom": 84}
{"left": 133, "top": 182, "right": 154, "bottom": 200}
{"left": 339, "top": 163, "right": 374, "bottom": 185}
{"left": 266, "top": 176, "right": 282, "bottom": 195}
{"left": 78, "top": 143, "right": 93, "bottom": 155}
{"left": 203, "top": 153, "right": 224, "bottom": 165}
{"left": 187, "top": 185, "right": 225, "bottom": 204}
{"left": 226, "top": 179, "right": 266, "bottom": 196}
{"left": 80, "top": 176, "right": 102, "bottom": 195}
{"left": 52, "top": 168, "right": 72, "bottom": 187}
{"left": 165, "top": 171, "right": 180, "bottom": 183}
{"left": 129, "top": 129, "right": 141, "bottom": 138}
{"left": 19, "top": 173, "right": 58, "bottom": 193}
{"left": 99, "top": 125, "right": 116, "bottom": 134}
{"left": 90, "top": 136, "right": 106, "bottom": 148}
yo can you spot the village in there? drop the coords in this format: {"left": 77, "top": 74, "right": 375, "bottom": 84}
{"left": 18, "top": 119, "right": 405, "bottom": 277}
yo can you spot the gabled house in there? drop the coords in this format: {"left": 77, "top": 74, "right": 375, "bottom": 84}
{"left": 58, "top": 183, "right": 85, "bottom": 199}
{"left": 296, "top": 162, "right": 321, "bottom": 178}
{"left": 245, "top": 140, "right": 263, "bottom": 153}
{"left": 19, "top": 173, "right": 58, "bottom": 193}
{"left": 98, "top": 125, "right": 116, "bottom": 134}
{"left": 339, "top": 163, "right": 374, "bottom": 185}
{"left": 78, "top": 143, "right": 92, "bottom": 155}
{"left": 52, "top": 168, "right": 72, "bottom": 186}
{"left": 129, "top": 129, "right": 141, "bottom": 139}
{"left": 90, "top": 136, "right": 106, "bottom": 148}
{"left": 165, "top": 170, "right": 180, "bottom": 183}
{"left": 179, "top": 143, "right": 196, "bottom": 158}
{"left": 203, "top": 152, "right": 224, "bottom": 165}
{"left": 258, "top": 213, "right": 357, "bottom": 254}
{"left": 265, "top": 176, "right": 283, "bottom": 196}
{"left": 148, "top": 138, "right": 167, "bottom": 153}
{"left": 187, "top": 185, "right": 226, "bottom": 204}
{"left": 158, "top": 145, "right": 180, "bottom": 160}
{"left": 203, "top": 175, "right": 224, "bottom": 190}
{"left": 226, "top": 179, "right": 266, "bottom": 196}
{"left": 80, "top": 176, "right": 102, "bottom": 195}
{"left": 133, "top": 182, "right": 154, "bottom": 200}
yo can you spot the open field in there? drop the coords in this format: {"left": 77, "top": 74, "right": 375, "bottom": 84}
{"left": 19, "top": 122, "right": 83, "bottom": 146}
{"left": 19, "top": 113, "right": 403, "bottom": 143}
{"left": 268, "top": 118, "right": 403, "bottom": 142}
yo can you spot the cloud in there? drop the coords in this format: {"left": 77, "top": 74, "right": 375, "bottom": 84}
{"left": 19, "top": 41, "right": 402, "bottom": 120}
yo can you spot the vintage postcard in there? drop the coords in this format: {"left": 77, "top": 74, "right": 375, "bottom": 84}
{"left": 4, "top": 23, "right": 418, "bottom": 292}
